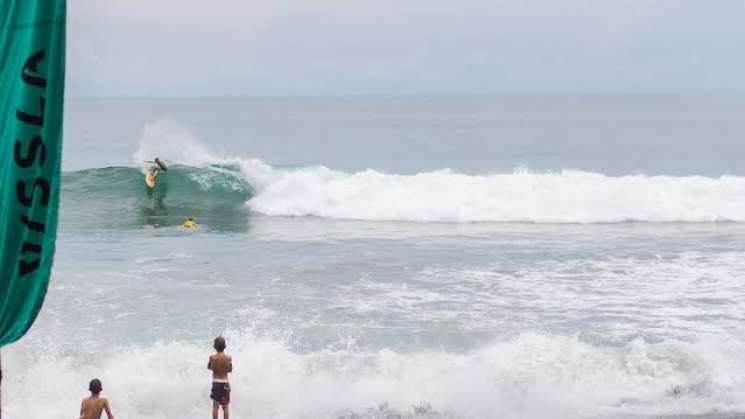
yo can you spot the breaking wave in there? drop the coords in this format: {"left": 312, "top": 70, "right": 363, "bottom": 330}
{"left": 60, "top": 121, "right": 745, "bottom": 230}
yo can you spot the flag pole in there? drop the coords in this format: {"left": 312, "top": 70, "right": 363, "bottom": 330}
{"left": 1, "top": 350, "right": 3, "bottom": 419}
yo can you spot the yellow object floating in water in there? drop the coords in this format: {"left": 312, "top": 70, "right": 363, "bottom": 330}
{"left": 183, "top": 218, "right": 197, "bottom": 228}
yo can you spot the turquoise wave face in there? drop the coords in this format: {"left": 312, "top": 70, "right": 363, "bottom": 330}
{"left": 60, "top": 165, "right": 254, "bottom": 232}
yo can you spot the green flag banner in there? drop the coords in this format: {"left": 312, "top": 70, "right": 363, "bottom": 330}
{"left": 0, "top": 1, "right": 65, "bottom": 346}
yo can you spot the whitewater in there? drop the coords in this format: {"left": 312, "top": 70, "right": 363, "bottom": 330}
{"left": 8, "top": 333, "right": 745, "bottom": 419}
{"left": 7, "top": 98, "right": 745, "bottom": 419}
{"left": 8, "top": 231, "right": 745, "bottom": 419}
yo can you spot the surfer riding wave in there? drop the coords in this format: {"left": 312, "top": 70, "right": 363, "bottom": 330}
{"left": 144, "top": 157, "right": 168, "bottom": 188}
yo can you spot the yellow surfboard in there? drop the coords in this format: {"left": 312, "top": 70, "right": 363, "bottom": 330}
{"left": 145, "top": 172, "right": 157, "bottom": 188}
{"left": 144, "top": 158, "right": 167, "bottom": 188}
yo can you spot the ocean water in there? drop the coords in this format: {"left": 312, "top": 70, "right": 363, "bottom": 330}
{"left": 5, "top": 96, "right": 745, "bottom": 419}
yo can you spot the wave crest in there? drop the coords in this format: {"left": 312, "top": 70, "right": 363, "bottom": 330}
{"left": 241, "top": 162, "right": 745, "bottom": 223}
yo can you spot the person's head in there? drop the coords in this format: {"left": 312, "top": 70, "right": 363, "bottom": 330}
{"left": 187, "top": 218, "right": 194, "bottom": 222}
{"left": 89, "top": 378, "right": 103, "bottom": 394}
{"left": 214, "top": 336, "right": 226, "bottom": 352}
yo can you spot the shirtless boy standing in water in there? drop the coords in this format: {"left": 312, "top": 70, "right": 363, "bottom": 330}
{"left": 208, "top": 336, "right": 233, "bottom": 419}
{"left": 79, "top": 379, "right": 115, "bottom": 419}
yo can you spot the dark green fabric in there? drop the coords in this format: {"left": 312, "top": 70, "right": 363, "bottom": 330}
{"left": 0, "top": 1, "right": 65, "bottom": 346}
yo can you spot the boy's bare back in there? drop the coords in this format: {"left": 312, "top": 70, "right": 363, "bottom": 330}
{"left": 208, "top": 352, "right": 233, "bottom": 380}
{"left": 79, "top": 396, "right": 113, "bottom": 419}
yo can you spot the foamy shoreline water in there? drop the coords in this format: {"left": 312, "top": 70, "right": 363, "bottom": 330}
{"left": 8, "top": 332, "right": 745, "bottom": 419}
{"left": 8, "top": 220, "right": 745, "bottom": 418}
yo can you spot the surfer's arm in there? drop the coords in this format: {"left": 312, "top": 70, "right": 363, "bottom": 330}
{"left": 208, "top": 356, "right": 213, "bottom": 370}
{"left": 155, "top": 158, "right": 168, "bottom": 171}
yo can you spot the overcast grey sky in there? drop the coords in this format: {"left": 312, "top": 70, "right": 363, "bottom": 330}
{"left": 67, "top": 0, "right": 745, "bottom": 97}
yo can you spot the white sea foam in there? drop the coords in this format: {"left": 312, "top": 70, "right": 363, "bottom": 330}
{"left": 241, "top": 163, "right": 745, "bottom": 223}
{"left": 5, "top": 333, "right": 745, "bottom": 419}
{"left": 134, "top": 120, "right": 745, "bottom": 223}
{"left": 132, "top": 119, "right": 222, "bottom": 169}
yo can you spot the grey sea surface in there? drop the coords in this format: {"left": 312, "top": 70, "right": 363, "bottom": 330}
{"left": 6, "top": 96, "right": 745, "bottom": 419}
{"left": 62, "top": 95, "right": 745, "bottom": 176}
